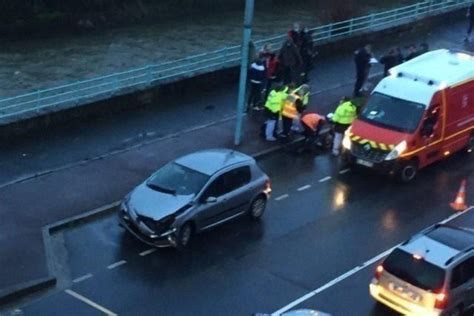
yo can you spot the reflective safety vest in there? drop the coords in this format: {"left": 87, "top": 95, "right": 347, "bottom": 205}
{"left": 301, "top": 113, "right": 324, "bottom": 131}
{"left": 293, "top": 86, "right": 309, "bottom": 106}
{"left": 281, "top": 94, "right": 301, "bottom": 119}
{"left": 332, "top": 101, "right": 357, "bottom": 125}
{"left": 265, "top": 90, "right": 287, "bottom": 114}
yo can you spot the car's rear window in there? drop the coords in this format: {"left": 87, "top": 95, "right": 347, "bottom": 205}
{"left": 384, "top": 249, "right": 446, "bottom": 291}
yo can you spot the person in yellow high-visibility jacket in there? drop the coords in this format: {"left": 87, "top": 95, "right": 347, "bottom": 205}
{"left": 263, "top": 84, "right": 288, "bottom": 141}
{"left": 331, "top": 97, "right": 357, "bottom": 156}
{"left": 281, "top": 85, "right": 308, "bottom": 137}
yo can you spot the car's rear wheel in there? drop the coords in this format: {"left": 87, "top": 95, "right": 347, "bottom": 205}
{"left": 248, "top": 196, "right": 267, "bottom": 220}
{"left": 176, "top": 222, "right": 193, "bottom": 249}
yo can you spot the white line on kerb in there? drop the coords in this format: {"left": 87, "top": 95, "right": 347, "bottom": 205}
{"left": 318, "top": 176, "right": 332, "bottom": 183}
{"left": 139, "top": 248, "right": 157, "bottom": 256}
{"left": 271, "top": 206, "right": 473, "bottom": 315}
{"left": 339, "top": 168, "right": 351, "bottom": 175}
{"left": 72, "top": 273, "right": 93, "bottom": 283}
{"left": 275, "top": 194, "right": 289, "bottom": 201}
{"left": 65, "top": 289, "right": 117, "bottom": 316}
{"left": 107, "top": 260, "right": 127, "bottom": 270}
{"left": 297, "top": 185, "right": 311, "bottom": 192}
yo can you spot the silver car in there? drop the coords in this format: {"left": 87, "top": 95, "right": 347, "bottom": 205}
{"left": 119, "top": 149, "right": 271, "bottom": 248}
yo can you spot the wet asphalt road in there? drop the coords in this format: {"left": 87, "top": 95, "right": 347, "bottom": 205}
{"left": 17, "top": 148, "right": 474, "bottom": 316}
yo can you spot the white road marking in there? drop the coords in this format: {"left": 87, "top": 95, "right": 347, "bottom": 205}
{"left": 339, "top": 168, "right": 351, "bottom": 174}
{"left": 72, "top": 273, "right": 93, "bottom": 283}
{"left": 65, "top": 289, "right": 117, "bottom": 316}
{"left": 275, "top": 194, "right": 289, "bottom": 201}
{"left": 139, "top": 248, "right": 157, "bottom": 256}
{"left": 318, "top": 176, "right": 332, "bottom": 183}
{"left": 297, "top": 185, "right": 311, "bottom": 192}
{"left": 107, "top": 260, "right": 127, "bottom": 270}
{"left": 271, "top": 206, "right": 473, "bottom": 315}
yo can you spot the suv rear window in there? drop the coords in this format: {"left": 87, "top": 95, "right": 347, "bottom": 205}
{"left": 384, "top": 249, "right": 446, "bottom": 291}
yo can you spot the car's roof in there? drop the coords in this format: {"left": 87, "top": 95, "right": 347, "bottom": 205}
{"left": 174, "top": 149, "right": 253, "bottom": 176}
{"left": 399, "top": 225, "right": 474, "bottom": 268}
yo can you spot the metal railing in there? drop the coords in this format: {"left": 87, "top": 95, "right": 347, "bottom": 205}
{"left": 0, "top": 0, "right": 470, "bottom": 121}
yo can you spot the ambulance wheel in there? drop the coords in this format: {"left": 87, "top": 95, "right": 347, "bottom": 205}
{"left": 397, "top": 160, "right": 418, "bottom": 183}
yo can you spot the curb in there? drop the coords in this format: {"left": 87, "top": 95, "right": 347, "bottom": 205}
{"left": 0, "top": 202, "right": 120, "bottom": 308}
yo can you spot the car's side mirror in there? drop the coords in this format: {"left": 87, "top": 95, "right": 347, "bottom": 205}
{"left": 205, "top": 196, "right": 217, "bottom": 203}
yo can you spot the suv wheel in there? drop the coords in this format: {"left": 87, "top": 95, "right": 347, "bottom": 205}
{"left": 176, "top": 222, "right": 193, "bottom": 248}
{"left": 249, "top": 196, "right": 267, "bottom": 219}
{"left": 397, "top": 160, "right": 418, "bottom": 183}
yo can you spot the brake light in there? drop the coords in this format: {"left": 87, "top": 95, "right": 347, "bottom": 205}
{"left": 374, "top": 265, "right": 384, "bottom": 280}
{"left": 264, "top": 179, "right": 272, "bottom": 194}
{"left": 434, "top": 291, "right": 448, "bottom": 309}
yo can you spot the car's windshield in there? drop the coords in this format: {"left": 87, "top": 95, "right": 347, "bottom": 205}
{"left": 360, "top": 93, "right": 426, "bottom": 133}
{"left": 146, "top": 162, "right": 209, "bottom": 196}
{"left": 383, "top": 249, "right": 445, "bottom": 291}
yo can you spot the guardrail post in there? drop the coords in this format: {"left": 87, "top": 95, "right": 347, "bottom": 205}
{"left": 369, "top": 13, "right": 375, "bottom": 28}
{"left": 36, "top": 90, "right": 41, "bottom": 108}
{"left": 223, "top": 47, "right": 228, "bottom": 65}
{"left": 146, "top": 66, "right": 153, "bottom": 85}
{"left": 349, "top": 18, "right": 354, "bottom": 35}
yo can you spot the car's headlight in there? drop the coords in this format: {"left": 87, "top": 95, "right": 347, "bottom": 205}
{"left": 384, "top": 141, "right": 407, "bottom": 160}
{"left": 342, "top": 128, "right": 352, "bottom": 150}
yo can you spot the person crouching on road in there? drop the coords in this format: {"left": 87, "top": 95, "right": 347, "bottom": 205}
{"left": 331, "top": 97, "right": 357, "bottom": 156}
{"left": 301, "top": 111, "right": 326, "bottom": 147}
{"left": 264, "top": 84, "right": 288, "bottom": 141}
{"left": 247, "top": 57, "right": 266, "bottom": 112}
{"left": 281, "top": 85, "right": 306, "bottom": 138}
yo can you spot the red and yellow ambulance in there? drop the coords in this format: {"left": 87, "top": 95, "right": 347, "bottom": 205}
{"left": 342, "top": 49, "right": 474, "bottom": 182}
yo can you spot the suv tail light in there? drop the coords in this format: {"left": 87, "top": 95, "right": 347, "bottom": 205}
{"left": 434, "top": 292, "right": 448, "bottom": 309}
{"left": 264, "top": 179, "right": 272, "bottom": 194}
{"left": 374, "top": 265, "right": 384, "bottom": 280}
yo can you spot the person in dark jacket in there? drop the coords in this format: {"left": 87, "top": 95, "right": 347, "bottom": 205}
{"left": 259, "top": 44, "right": 279, "bottom": 101}
{"left": 395, "top": 47, "right": 404, "bottom": 65}
{"left": 299, "top": 26, "right": 316, "bottom": 83}
{"left": 465, "top": 2, "right": 474, "bottom": 42}
{"left": 404, "top": 45, "right": 418, "bottom": 61}
{"left": 278, "top": 33, "right": 303, "bottom": 85}
{"left": 353, "top": 44, "right": 372, "bottom": 97}
{"left": 247, "top": 58, "right": 266, "bottom": 112}
{"left": 380, "top": 47, "right": 398, "bottom": 77}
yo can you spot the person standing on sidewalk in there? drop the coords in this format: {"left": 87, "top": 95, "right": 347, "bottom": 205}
{"left": 247, "top": 58, "right": 266, "bottom": 112}
{"left": 331, "top": 97, "right": 357, "bottom": 156}
{"left": 380, "top": 47, "right": 398, "bottom": 77}
{"left": 259, "top": 44, "right": 279, "bottom": 102}
{"left": 464, "top": 2, "right": 474, "bottom": 42}
{"left": 263, "top": 84, "right": 288, "bottom": 141}
{"left": 353, "top": 44, "right": 372, "bottom": 97}
{"left": 279, "top": 32, "right": 303, "bottom": 85}
{"left": 299, "top": 26, "right": 316, "bottom": 83}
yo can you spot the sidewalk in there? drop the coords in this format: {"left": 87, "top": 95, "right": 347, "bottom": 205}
{"left": 0, "top": 17, "right": 470, "bottom": 305}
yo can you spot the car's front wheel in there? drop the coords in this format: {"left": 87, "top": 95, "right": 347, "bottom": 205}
{"left": 397, "top": 160, "right": 418, "bottom": 183}
{"left": 176, "top": 222, "right": 193, "bottom": 249}
{"left": 248, "top": 196, "right": 267, "bottom": 220}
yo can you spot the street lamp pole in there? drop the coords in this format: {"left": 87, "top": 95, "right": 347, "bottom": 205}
{"left": 234, "top": 0, "right": 255, "bottom": 146}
